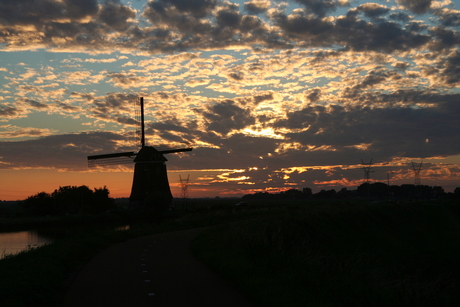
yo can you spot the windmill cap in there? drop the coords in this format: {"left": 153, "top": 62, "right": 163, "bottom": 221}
{"left": 134, "top": 146, "right": 167, "bottom": 162}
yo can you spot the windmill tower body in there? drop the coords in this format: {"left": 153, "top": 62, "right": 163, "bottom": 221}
{"left": 88, "top": 97, "right": 192, "bottom": 209}
{"left": 129, "top": 147, "right": 173, "bottom": 207}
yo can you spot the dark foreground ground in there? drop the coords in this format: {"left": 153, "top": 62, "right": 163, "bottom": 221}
{"left": 63, "top": 227, "right": 253, "bottom": 307}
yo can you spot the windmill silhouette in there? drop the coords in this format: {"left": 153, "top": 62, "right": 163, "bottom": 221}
{"left": 87, "top": 97, "right": 192, "bottom": 208}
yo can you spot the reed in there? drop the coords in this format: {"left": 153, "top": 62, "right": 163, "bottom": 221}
{"left": 0, "top": 201, "right": 251, "bottom": 306}
{"left": 192, "top": 201, "right": 460, "bottom": 306}
{"left": 2, "top": 200, "right": 460, "bottom": 306}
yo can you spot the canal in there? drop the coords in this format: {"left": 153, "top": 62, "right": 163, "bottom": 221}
{"left": 0, "top": 224, "right": 130, "bottom": 259}
{"left": 0, "top": 229, "right": 53, "bottom": 259}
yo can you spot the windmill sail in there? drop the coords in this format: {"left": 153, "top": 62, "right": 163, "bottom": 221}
{"left": 133, "top": 96, "right": 145, "bottom": 148}
{"left": 158, "top": 148, "right": 193, "bottom": 154}
{"left": 88, "top": 151, "right": 136, "bottom": 167}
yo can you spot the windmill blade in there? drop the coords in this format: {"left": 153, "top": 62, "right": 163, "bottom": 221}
{"left": 133, "top": 97, "right": 144, "bottom": 148}
{"left": 159, "top": 148, "right": 193, "bottom": 154}
{"left": 87, "top": 151, "right": 136, "bottom": 167}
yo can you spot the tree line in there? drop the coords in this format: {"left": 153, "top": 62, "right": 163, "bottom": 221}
{"left": 242, "top": 183, "right": 460, "bottom": 201}
{"left": 19, "top": 185, "right": 115, "bottom": 216}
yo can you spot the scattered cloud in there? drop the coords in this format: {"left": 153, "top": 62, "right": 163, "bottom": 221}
{"left": 1, "top": 0, "right": 460, "bottom": 197}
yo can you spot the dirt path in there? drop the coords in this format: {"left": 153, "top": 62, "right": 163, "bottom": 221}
{"left": 63, "top": 227, "right": 253, "bottom": 307}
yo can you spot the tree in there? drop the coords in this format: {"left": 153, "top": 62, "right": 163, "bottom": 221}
{"left": 281, "top": 189, "right": 306, "bottom": 199}
{"left": 20, "top": 185, "right": 115, "bottom": 216}
{"left": 21, "top": 192, "right": 55, "bottom": 216}
{"left": 52, "top": 186, "right": 93, "bottom": 214}
{"left": 314, "top": 189, "right": 337, "bottom": 199}
{"left": 91, "top": 186, "right": 114, "bottom": 213}
{"left": 454, "top": 187, "right": 460, "bottom": 199}
{"left": 302, "top": 187, "right": 313, "bottom": 198}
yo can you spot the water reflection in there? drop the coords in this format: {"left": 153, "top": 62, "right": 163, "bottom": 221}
{"left": 115, "top": 225, "right": 130, "bottom": 231}
{"left": 0, "top": 230, "right": 53, "bottom": 259}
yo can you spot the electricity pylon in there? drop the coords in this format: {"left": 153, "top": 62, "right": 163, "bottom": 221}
{"left": 179, "top": 174, "right": 190, "bottom": 199}
{"left": 361, "top": 159, "right": 374, "bottom": 200}
{"left": 361, "top": 159, "right": 374, "bottom": 182}
{"left": 412, "top": 162, "right": 423, "bottom": 185}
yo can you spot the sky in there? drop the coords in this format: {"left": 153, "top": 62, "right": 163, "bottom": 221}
{"left": 1, "top": 0, "right": 460, "bottom": 200}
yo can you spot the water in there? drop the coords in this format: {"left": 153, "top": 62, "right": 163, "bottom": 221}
{"left": 0, "top": 230, "right": 54, "bottom": 259}
{"left": 0, "top": 223, "right": 130, "bottom": 259}
{"left": 115, "top": 224, "right": 130, "bottom": 231}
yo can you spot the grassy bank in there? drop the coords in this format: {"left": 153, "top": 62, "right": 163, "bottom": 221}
{"left": 2, "top": 199, "right": 460, "bottom": 306}
{"left": 191, "top": 200, "right": 460, "bottom": 306}
{"left": 0, "top": 200, "right": 251, "bottom": 306}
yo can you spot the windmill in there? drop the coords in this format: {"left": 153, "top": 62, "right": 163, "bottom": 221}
{"left": 87, "top": 97, "right": 192, "bottom": 208}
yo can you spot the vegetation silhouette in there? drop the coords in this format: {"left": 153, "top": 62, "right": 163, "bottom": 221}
{"left": 242, "top": 183, "right": 460, "bottom": 201}
{"left": 19, "top": 185, "right": 114, "bottom": 216}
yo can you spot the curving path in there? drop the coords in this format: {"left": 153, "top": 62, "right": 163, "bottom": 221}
{"left": 63, "top": 227, "right": 253, "bottom": 307}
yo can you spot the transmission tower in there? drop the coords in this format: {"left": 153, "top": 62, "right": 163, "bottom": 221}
{"left": 179, "top": 174, "right": 190, "bottom": 199}
{"left": 361, "top": 159, "right": 374, "bottom": 182}
{"left": 412, "top": 162, "right": 423, "bottom": 185}
{"left": 386, "top": 171, "right": 394, "bottom": 186}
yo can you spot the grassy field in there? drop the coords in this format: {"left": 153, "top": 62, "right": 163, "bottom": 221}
{"left": 0, "top": 199, "right": 247, "bottom": 306}
{"left": 1, "top": 199, "right": 460, "bottom": 306}
{"left": 192, "top": 200, "right": 460, "bottom": 306}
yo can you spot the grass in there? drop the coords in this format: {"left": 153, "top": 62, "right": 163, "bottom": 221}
{"left": 0, "top": 226, "right": 135, "bottom": 306}
{"left": 0, "top": 199, "right": 249, "bottom": 306}
{"left": 191, "top": 200, "right": 460, "bottom": 306}
{"left": 2, "top": 199, "right": 460, "bottom": 306}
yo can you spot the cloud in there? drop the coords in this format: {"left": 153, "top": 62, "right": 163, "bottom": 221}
{"left": 91, "top": 93, "right": 137, "bottom": 115}
{"left": 253, "top": 92, "right": 274, "bottom": 104}
{"left": 198, "top": 99, "right": 256, "bottom": 135}
{"left": 435, "top": 7, "right": 460, "bottom": 27}
{"left": 293, "top": 0, "right": 345, "bottom": 17}
{"left": 98, "top": 1, "right": 137, "bottom": 31}
{"left": 272, "top": 95, "right": 460, "bottom": 165}
{"left": 438, "top": 50, "right": 460, "bottom": 86}
{"left": 0, "top": 131, "right": 127, "bottom": 171}
{"left": 335, "top": 14, "right": 430, "bottom": 53}
{"left": 0, "top": 105, "right": 21, "bottom": 118}
{"left": 216, "top": 7, "right": 242, "bottom": 28}
{"left": 185, "top": 78, "right": 211, "bottom": 87}
{"left": 149, "top": 0, "right": 218, "bottom": 17}
{"left": 244, "top": 0, "right": 271, "bottom": 14}
{"left": 0, "top": 0, "right": 98, "bottom": 26}
{"left": 24, "top": 98, "right": 49, "bottom": 109}
{"left": 0, "top": 125, "right": 56, "bottom": 139}
{"left": 142, "top": 0, "right": 216, "bottom": 32}
{"left": 62, "top": 70, "right": 105, "bottom": 85}
{"left": 0, "top": 0, "right": 455, "bottom": 57}
{"left": 56, "top": 102, "right": 81, "bottom": 112}
{"left": 84, "top": 58, "right": 118, "bottom": 63}
{"left": 106, "top": 72, "right": 143, "bottom": 88}
{"left": 355, "top": 3, "right": 390, "bottom": 18}
{"left": 1, "top": 0, "right": 460, "bottom": 195}
{"left": 396, "top": 0, "right": 433, "bottom": 14}
{"left": 70, "top": 91, "right": 95, "bottom": 101}
{"left": 306, "top": 88, "right": 321, "bottom": 102}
